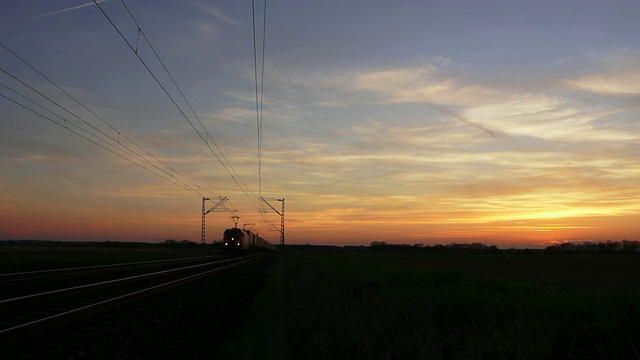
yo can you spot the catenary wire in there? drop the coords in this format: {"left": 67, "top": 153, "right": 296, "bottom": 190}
{"left": 119, "top": 0, "right": 243, "bottom": 189}
{"left": 252, "top": 0, "right": 268, "bottom": 206}
{"left": 119, "top": 0, "right": 236, "bottom": 173}
{"left": 0, "top": 64, "right": 210, "bottom": 197}
{"left": 259, "top": 0, "right": 267, "bottom": 205}
{"left": 118, "top": 0, "right": 261, "bottom": 220}
{"left": 0, "top": 80, "right": 205, "bottom": 197}
{"left": 0, "top": 41, "right": 212, "bottom": 197}
{"left": 96, "top": 0, "right": 278, "bottom": 239}
{"left": 93, "top": 0, "right": 262, "bottom": 213}
{"left": 252, "top": 0, "right": 261, "bottom": 204}
{"left": 0, "top": 90, "right": 205, "bottom": 197}
{"left": 100, "top": 0, "right": 279, "bottom": 241}
{"left": 253, "top": 0, "right": 277, "bottom": 237}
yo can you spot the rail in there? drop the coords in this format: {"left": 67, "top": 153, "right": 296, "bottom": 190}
{"left": 0, "top": 254, "right": 267, "bottom": 347}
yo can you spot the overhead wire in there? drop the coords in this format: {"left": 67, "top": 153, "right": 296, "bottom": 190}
{"left": 251, "top": 0, "right": 261, "bottom": 206}
{"left": 259, "top": 0, "right": 267, "bottom": 196}
{"left": 93, "top": 0, "right": 261, "bottom": 212}
{"left": 0, "top": 49, "right": 217, "bottom": 200}
{"left": 94, "top": 0, "right": 278, "bottom": 239}
{"left": 122, "top": 0, "right": 244, "bottom": 183}
{"left": 252, "top": 0, "right": 269, "bottom": 231}
{"left": 251, "top": 0, "right": 282, "bottom": 239}
{"left": 252, "top": 0, "right": 268, "bottom": 210}
{"left": 0, "top": 81, "right": 204, "bottom": 197}
{"left": 119, "top": 0, "right": 241, "bottom": 180}
{"left": 0, "top": 41, "right": 211, "bottom": 197}
{"left": 0, "top": 5, "right": 283, "bottom": 240}
{"left": 0, "top": 88, "right": 205, "bottom": 197}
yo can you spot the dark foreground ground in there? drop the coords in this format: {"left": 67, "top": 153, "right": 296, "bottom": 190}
{"left": 222, "top": 250, "right": 640, "bottom": 360}
{"left": 0, "top": 241, "right": 225, "bottom": 273}
{"left": 1, "top": 242, "right": 275, "bottom": 359}
{"left": 3, "top": 243, "right": 640, "bottom": 359}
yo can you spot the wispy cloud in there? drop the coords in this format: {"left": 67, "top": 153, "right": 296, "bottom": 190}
{"left": 564, "top": 48, "right": 640, "bottom": 95}
{"left": 188, "top": 0, "right": 242, "bottom": 26}
{"left": 463, "top": 95, "right": 633, "bottom": 142}
{"left": 347, "top": 66, "right": 507, "bottom": 106}
{"left": 195, "top": 21, "right": 218, "bottom": 37}
{"left": 209, "top": 107, "right": 256, "bottom": 123}
{"left": 33, "top": 0, "right": 109, "bottom": 19}
{"left": 566, "top": 73, "right": 640, "bottom": 95}
{"left": 426, "top": 102, "right": 496, "bottom": 138}
{"left": 305, "top": 64, "right": 635, "bottom": 143}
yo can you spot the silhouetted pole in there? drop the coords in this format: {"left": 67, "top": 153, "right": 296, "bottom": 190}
{"left": 201, "top": 196, "right": 229, "bottom": 244}
{"left": 261, "top": 197, "right": 285, "bottom": 247}
{"left": 201, "top": 198, "right": 207, "bottom": 244}
{"left": 280, "top": 199, "right": 285, "bottom": 247}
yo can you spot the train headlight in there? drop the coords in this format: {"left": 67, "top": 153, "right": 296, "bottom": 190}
{"left": 225, "top": 243, "right": 228, "bottom": 246}
{"left": 237, "top": 242, "right": 240, "bottom": 246}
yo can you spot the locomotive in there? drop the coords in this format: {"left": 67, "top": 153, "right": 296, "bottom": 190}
{"left": 223, "top": 227, "right": 276, "bottom": 252}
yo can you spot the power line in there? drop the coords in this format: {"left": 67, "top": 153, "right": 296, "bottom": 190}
{"left": 93, "top": 0, "right": 263, "bottom": 212}
{"left": 260, "top": 0, "right": 268, "bottom": 203}
{"left": 98, "top": 0, "right": 279, "bottom": 241}
{"left": 252, "top": 0, "right": 268, "bottom": 206}
{"left": 253, "top": 0, "right": 277, "bottom": 239}
{"left": 0, "top": 79, "right": 204, "bottom": 196}
{"left": 252, "top": 0, "right": 261, "bottom": 205}
{"left": 0, "top": 88, "right": 205, "bottom": 197}
{"left": 0, "top": 53, "right": 216, "bottom": 200}
{"left": 0, "top": 41, "right": 211, "bottom": 197}
{"left": 93, "top": 1, "right": 279, "bottom": 239}
{"left": 251, "top": 0, "right": 277, "bottom": 239}
{"left": 119, "top": 0, "right": 260, "bottom": 215}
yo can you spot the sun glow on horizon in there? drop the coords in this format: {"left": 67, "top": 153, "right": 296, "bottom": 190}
{"left": 1, "top": 1, "right": 639, "bottom": 247}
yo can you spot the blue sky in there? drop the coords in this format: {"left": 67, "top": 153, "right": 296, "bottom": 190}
{"left": 1, "top": 0, "right": 639, "bottom": 246}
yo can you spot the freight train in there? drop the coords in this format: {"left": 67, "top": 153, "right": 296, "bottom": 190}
{"left": 223, "top": 227, "right": 276, "bottom": 252}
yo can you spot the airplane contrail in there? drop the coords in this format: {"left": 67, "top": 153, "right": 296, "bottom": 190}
{"left": 425, "top": 102, "right": 496, "bottom": 138}
{"left": 33, "top": 0, "right": 109, "bottom": 19}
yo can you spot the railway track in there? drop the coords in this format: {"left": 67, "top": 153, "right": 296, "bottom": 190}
{"left": 0, "top": 255, "right": 225, "bottom": 299}
{"left": 0, "top": 254, "right": 266, "bottom": 348}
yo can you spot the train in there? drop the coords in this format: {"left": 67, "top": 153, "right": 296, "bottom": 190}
{"left": 223, "top": 227, "right": 277, "bottom": 252}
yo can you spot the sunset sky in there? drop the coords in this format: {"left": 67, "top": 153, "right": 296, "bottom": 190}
{"left": 1, "top": 0, "right": 639, "bottom": 247}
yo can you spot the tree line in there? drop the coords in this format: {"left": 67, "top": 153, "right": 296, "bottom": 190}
{"left": 369, "top": 241, "right": 501, "bottom": 254}
{"left": 365, "top": 240, "right": 640, "bottom": 255}
{"left": 543, "top": 240, "right": 640, "bottom": 254}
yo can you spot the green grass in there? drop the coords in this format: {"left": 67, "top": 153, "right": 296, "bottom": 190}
{"left": 221, "top": 251, "right": 640, "bottom": 359}
{"left": 0, "top": 243, "right": 224, "bottom": 273}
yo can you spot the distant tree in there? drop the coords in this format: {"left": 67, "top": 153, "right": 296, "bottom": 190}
{"left": 160, "top": 239, "right": 198, "bottom": 247}
{"left": 606, "top": 241, "right": 619, "bottom": 253}
{"left": 370, "top": 241, "right": 388, "bottom": 247}
{"left": 544, "top": 240, "right": 640, "bottom": 255}
{"left": 622, "top": 240, "right": 640, "bottom": 253}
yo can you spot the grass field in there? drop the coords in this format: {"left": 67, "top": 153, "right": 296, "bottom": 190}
{"left": 222, "top": 250, "right": 640, "bottom": 359}
{"left": 0, "top": 242, "right": 224, "bottom": 273}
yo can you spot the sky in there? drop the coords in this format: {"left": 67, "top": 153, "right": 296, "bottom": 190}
{"left": 1, "top": 0, "right": 639, "bottom": 248}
